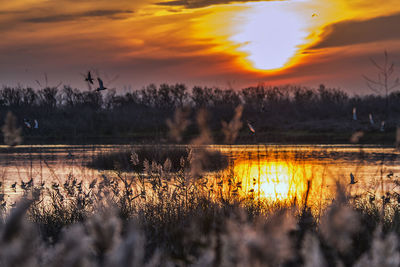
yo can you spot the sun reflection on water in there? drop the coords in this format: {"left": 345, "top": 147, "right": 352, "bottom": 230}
{"left": 212, "top": 148, "right": 340, "bottom": 211}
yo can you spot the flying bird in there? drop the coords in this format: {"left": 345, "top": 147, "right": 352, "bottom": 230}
{"left": 312, "top": 13, "right": 318, "bottom": 17}
{"left": 24, "top": 118, "right": 31, "bottom": 129}
{"left": 369, "top": 114, "right": 374, "bottom": 125}
{"left": 380, "top": 121, "right": 385, "bottom": 132}
{"left": 247, "top": 121, "right": 255, "bottom": 133}
{"left": 96, "top": 78, "right": 107, "bottom": 92}
{"left": 350, "top": 173, "right": 357, "bottom": 184}
{"left": 27, "top": 178, "right": 33, "bottom": 187}
{"left": 352, "top": 107, "right": 357, "bottom": 121}
{"left": 85, "top": 71, "right": 94, "bottom": 84}
{"left": 34, "top": 119, "right": 39, "bottom": 129}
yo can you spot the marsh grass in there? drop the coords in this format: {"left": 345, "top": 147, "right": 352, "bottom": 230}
{"left": 0, "top": 170, "right": 400, "bottom": 267}
{"left": 86, "top": 145, "right": 228, "bottom": 173}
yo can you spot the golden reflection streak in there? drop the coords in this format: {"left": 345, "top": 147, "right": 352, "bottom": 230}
{"left": 233, "top": 158, "right": 332, "bottom": 207}
{"left": 209, "top": 149, "right": 337, "bottom": 212}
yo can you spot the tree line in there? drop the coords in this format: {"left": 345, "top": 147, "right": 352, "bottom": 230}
{"left": 1, "top": 83, "right": 399, "bottom": 143}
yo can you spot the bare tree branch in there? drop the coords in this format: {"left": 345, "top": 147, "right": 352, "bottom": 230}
{"left": 362, "top": 75, "right": 384, "bottom": 86}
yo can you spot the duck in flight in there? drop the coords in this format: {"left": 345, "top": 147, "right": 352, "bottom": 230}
{"left": 369, "top": 114, "right": 374, "bottom": 125}
{"left": 380, "top": 121, "right": 385, "bottom": 132}
{"left": 247, "top": 121, "right": 255, "bottom": 133}
{"left": 352, "top": 107, "right": 357, "bottom": 121}
{"left": 85, "top": 71, "right": 94, "bottom": 84}
{"left": 24, "top": 118, "right": 31, "bottom": 129}
{"left": 96, "top": 78, "right": 107, "bottom": 92}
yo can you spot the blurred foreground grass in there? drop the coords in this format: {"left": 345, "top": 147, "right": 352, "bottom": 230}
{"left": 1, "top": 159, "right": 400, "bottom": 267}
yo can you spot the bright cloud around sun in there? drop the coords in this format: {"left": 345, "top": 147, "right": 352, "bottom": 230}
{"left": 229, "top": 1, "right": 312, "bottom": 71}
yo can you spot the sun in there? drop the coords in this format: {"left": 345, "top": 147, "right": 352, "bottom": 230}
{"left": 230, "top": 1, "right": 311, "bottom": 71}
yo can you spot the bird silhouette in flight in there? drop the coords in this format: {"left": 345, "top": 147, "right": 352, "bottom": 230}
{"left": 96, "top": 78, "right": 107, "bottom": 92}
{"left": 312, "top": 13, "right": 318, "bottom": 17}
{"left": 350, "top": 173, "right": 357, "bottom": 184}
{"left": 352, "top": 107, "right": 357, "bottom": 121}
{"left": 85, "top": 71, "right": 94, "bottom": 84}
{"left": 380, "top": 121, "right": 385, "bottom": 132}
{"left": 247, "top": 121, "right": 255, "bottom": 133}
{"left": 369, "top": 113, "right": 374, "bottom": 125}
{"left": 24, "top": 118, "right": 31, "bottom": 129}
{"left": 11, "top": 182, "right": 17, "bottom": 190}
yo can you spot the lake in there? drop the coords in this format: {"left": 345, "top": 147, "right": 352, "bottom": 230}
{"left": 1, "top": 144, "right": 399, "bottom": 209}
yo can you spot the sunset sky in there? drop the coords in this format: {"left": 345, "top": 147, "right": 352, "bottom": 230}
{"left": 1, "top": 0, "right": 400, "bottom": 93}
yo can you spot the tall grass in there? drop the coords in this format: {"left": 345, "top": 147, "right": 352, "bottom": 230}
{"left": 1, "top": 166, "right": 400, "bottom": 266}
{"left": 86, "top": 146, "right": 228, "bottom": 173}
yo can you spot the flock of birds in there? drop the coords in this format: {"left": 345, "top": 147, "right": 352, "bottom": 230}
{"left": 85, "top": 71, "right": 107, "bottom": 92}
{"left": 245, "top": 107, "right": 385, "bottom": 136}
{"left": 340, "top": 107, "right": 389, "bottom": 185}
{"left": 21, "top": 71, "right": 107, "bottom": 130}
{"left": 353, "top": 107, "right": 385, "bottom": 132}
{"left": 21, "top": 69, "right": 390, "bottom": 188}
{"left": 23, "top": 118, "right": 39, "bottom": 129}
{"left": 246, "top": 108, "right": 390, "bottom": 186}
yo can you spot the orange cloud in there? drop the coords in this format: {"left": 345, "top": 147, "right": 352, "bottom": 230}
{"left": 309, "top": 12, "right": 400, "bottom": 49}
{"left": 156, "top": 0, "right": 282, "bottom": 9}
{"left": 1, "top": 0, "right": 400, "bottom": 94}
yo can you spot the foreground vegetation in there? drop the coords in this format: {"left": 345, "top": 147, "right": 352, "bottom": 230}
{"left": 1, "top": 83, "right": 400, "bottom": 144}
{"left": 87, "top": 146, "right": 228, "bottom": 172}
{"left": 1, "top": 159, "right": 400, "bottom": 267}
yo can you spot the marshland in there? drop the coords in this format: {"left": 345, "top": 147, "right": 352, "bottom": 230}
{"left": 1, "top": 84, "right": 400, "bottom": 266}
{"left": 3, "top": 0, "right": 400, "bottom": 264}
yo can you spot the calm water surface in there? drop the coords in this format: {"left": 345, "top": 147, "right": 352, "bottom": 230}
{"left": 1, "top": 144, "right": 399, "bottom": 207}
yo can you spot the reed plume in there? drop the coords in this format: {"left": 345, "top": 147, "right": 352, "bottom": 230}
{"left": 2, "top": 111, "right": 22, "bottom": 146}
{"left": 166, "top": 107, "right": 190, "bottom": 143}
{"left": 221, "top": 105, "right": 243, "bottom": 144}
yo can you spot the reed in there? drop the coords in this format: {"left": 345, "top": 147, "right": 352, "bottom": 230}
{"left": 86, "top": 145, "right": 228, "bottom": 173}
{"left": 0, "top": 169, "right": 399, "bottom": 266}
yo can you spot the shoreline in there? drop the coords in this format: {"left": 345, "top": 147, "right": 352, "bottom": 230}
{"left": 12, "top": 130, "right": 397, "bottom": 146}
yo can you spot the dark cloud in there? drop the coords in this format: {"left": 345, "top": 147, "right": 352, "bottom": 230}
{"left": 156, "top": 0, "right": 282, "bottom": 9}
{"left": 309, "top": 12, "right": 400, "bottom": 49}
{"left": 0, "top": 10, "right": 25, "bottom": 15}
{"left": 24, "top": 9, "right": 134, "bottom": 23}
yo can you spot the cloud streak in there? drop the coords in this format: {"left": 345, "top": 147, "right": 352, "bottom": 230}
{"left": 24, "top": 9, "right": 134, "bottom": 23}
{"left": 156, "top": 0, "right": 283, "bottom": 9}
{"left": 309, "top": 12, "right": 400, "bottom": 49}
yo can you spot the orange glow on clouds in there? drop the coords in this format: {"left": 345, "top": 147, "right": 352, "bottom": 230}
{"left": 2, "top": 0, "right": 400, "bottom": 90}
{"left": 185, "top": 0, "right": 352, "bottom": 74}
